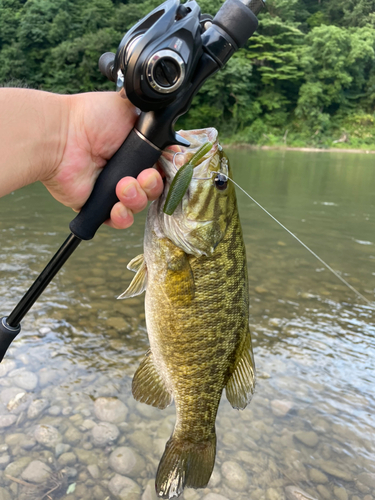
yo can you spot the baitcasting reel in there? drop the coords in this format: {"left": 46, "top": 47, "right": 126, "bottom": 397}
{"left": 0, "top": 0, "right": 265, "bottom": 361}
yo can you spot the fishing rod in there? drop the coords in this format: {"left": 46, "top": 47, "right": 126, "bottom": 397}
{"left": 0, "top": 0, "right": 265, "bottom": 361}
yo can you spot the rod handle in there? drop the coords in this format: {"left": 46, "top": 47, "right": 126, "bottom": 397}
{"left": 69, "top": 129, "right": 161, "bottom": 241}
{"left": 0, "top": 318, "right": 20, "bottom": 363}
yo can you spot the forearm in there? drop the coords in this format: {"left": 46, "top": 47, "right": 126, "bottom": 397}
{"left": 0, "top": 88, "right": 69, "bottom": 197}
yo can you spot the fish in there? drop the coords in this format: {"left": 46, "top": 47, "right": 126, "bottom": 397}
{"left": 119, "top": 127, "right": 256, "bottom": 499}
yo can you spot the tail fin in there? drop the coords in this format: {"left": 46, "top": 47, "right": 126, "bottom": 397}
{"left": 155, "top": 435, "right": 216, "bottom": 499}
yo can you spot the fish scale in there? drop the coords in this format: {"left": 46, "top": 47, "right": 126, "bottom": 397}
{"left": 119, "top": 128, "right": 255, "bottom": 499}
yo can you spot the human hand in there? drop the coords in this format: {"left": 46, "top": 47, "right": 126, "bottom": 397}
{"left": 42, "top": 92, "right": 164, "bottom": 229}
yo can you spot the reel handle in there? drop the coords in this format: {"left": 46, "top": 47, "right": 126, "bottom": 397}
{"left": 69, "top": 129, "right": 161, "bottom": 241}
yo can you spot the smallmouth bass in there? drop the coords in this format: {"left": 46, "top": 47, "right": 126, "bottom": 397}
{"left": 119, "top": 128, "right": 255, "bottom": 498}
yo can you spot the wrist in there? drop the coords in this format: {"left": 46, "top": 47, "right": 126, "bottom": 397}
{"left": 0, "top": 89, "right": 70, "bottom": 197}
{"left": 38, "top": 92, "right": 71, "bottom": 184}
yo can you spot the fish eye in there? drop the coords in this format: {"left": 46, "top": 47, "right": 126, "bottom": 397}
{"left": 214, "top": 173, "right": 228, "bottom": 191}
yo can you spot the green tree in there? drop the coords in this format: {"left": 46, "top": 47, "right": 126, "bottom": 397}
{"left": 296, "top": 25, "right": 375, "bottom": 131}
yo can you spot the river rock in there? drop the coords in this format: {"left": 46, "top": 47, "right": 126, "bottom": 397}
{"left": 48, "top": 405, "right": 62, "bottom": 416}
{"left": 27, "top": 399, "right": 48, "bottom": 419}
{"left": 0, "top": 487, "right": 11, "bottom": 500}
{"left": 318, "top": 461, "right": 352, "bottom": 481}
{"left": 94, "top": 397, "right": 128, "bottom": 423}
{"left": 271, "top": 399, "right": 293, "bottom": 417}
{"left": 109, "top": 446, "right": 146, "bottom": 478}
{"left": 357, "top": 472, "right": 375, "bottom": 488}
{"left": 333, "top": 486, "right": 348, "bottom": 500}
{"left": 285, "top": 486, "right": 317, "bottom": 500}
{"left": 135, "top": 402, "right": 161, "bottom": 420}
{"left": 267, "top": 488, "right": 282, "bottom": 500}
{"left": 21, "top": 437, "right": 36, "bottom": 451}
{"left": 183, "top": 490, "right": 200, "bottom": 500}
{"left": 58, "top": 452, "right": 77, "bottom": 466}
{"left": 142, "top": 480, "right": 158, "bottom": 500}
{"left": 294, "top": 431, "right": 318, "bottom": 447}
{"left": 87, "top": 464, "right": 100, "bottom": 479}
{"left": 8, "top": 369, "right": 38, "bottom": 391}
{"left": 316, "top": 485, "right": 331, "bottom": 499}
{"left": 202, "top": 494, "right": 230, "bottom": 500}
{"left": 0, "top": 387, "right": 26, "bottom": 406}
{"left": 128, "top": 430, "right": 153, "bottom": 454}
{"left": 0, "top": 455, "right": 11, "bottom": 469}
{"left": 5, "top": 433, "right": 23, "bottom": 446}
{"left": 55, "top": 443, "right": 71, "bottom": 457}
{"left": 308, "top": 468, "right": 329, "bottom": 483}
{"left": 207, "top": 467, "right": 221, "bottom": 488}
{"left": 221, "top": 461, "right": 248, "bottom": 491}
{"left": 21, "top": 460, "right": 52, "bottom": 483}
{"left": 34, "top": 424, "right": 62, "bottom": 448}
{"left": 91, "top": 421, "right": 119, "bottom": 447}
{"left": 106, "top": 317, "right": 132, "bottom": 332}
{"left": 4, "top": 456, "right": 33, "bottom": 478}
{"left": 0, "top": 414, "right": 17, "bottom": 428}
{"left": 0, "top": 359, "right": 16, "bottom": 378}
{"left": 64, "top": 426, "right": 82, "bottom": 446}
{"left": 108, "top": 474, "right": 141, "bottom": 500}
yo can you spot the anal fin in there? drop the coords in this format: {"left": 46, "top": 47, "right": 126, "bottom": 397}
{"left": 226, "top": 332, "right": 256, "bottom": 410}
{"left": 118, "top": 255, "right": 147, "bottom": 299}
{"left": 132, "top": 350, "right": 172, "bottom": 409}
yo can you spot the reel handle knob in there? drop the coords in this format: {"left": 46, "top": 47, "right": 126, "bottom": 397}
{"left": 99, "top": 52, "right": 116, "bottom": 82}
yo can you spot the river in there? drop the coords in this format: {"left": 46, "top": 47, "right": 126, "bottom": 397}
{"left": 0, "top": 148, "right": 374, "bottom": 500}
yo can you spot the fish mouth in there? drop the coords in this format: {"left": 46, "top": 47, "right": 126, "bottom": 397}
{"left": 159, "top": 128, "right": 219, "bottom": 180}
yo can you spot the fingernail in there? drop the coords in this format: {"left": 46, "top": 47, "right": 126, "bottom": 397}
{"left": 122, "top": 184, "right": 137, "bottom": 199}
{"left": 143, "top": 173, "right": 158, "bottom": 191}
{"left": 119, "top": 205, "right": 129, "bottom": 219}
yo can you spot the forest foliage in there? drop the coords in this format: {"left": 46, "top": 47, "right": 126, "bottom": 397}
{"left": 0, "top": 0, "right": 374, "bottom": 148}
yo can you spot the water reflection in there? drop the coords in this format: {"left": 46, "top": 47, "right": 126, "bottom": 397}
{"left": 0, "top": 149, "right": 374, "bottom": 500}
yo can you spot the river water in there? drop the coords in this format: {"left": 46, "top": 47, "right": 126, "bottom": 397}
{"left": 0, "top": 149, "right": 374, "bottom": 500}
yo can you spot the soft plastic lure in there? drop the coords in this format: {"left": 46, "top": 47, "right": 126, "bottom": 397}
{"left": 163, "top": 141, "right": 213, "bottom": 215}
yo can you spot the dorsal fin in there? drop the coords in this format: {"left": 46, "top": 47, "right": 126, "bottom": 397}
{"left": 226, "top": 333, "right": 256, "bottom": 409}
{"left": 118, "top": 256, "right": 147, "bottom": 299}
{"left": 132, "top": 350, "right": 172, "bottom": 409}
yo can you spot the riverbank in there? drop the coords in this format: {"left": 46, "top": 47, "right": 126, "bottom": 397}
{"left": 225, "top": 143, "right": 375, "bottom": 154}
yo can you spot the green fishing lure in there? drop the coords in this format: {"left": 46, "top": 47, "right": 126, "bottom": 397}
{"left": 163, "top": 141, "right": 213, "bottom": 216}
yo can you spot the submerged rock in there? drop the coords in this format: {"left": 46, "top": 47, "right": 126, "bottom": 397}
{"left": 357, "top": 472, "right": 375, "bottom": 489}
{"left": 271, "top": 399, "right": 293, "bottom": 417}
{"left": 91, "top": 421, "right": 120, "bottom": 447}
{"left": 108, "top": 473, "right": 141, "bottom": 500}
{"left": 308, "top": 467, "right": 329, "bottom": 483}
{"left": 294, "top": 431, "right": 318, "bottom": 447}
{"left": 21, "top": 460, "right": 52, "bottom": 483}
{"left": 94, "top": 397, "right": 128, "bottom": 423}
{"left": 109, "top": 446, "right": 146, "bottom": 478}
{"left": 0, "top": 414, "right": 17, "bottom": 428}
{"left": 34, "top": 424, "right": 62, "bottom": 448}
{"left": 221, "top": 461, "right": 248, "bottom": 491}
{"left": 8, "top": 369, "right": 38, "bottom": 391}
{"left": 202, "top": 494, "right": 230, "bottom": 500}
{"left": 27, "top": 399, "right": 48, "bottom": 419}
{"left": 0, "top": 487, "right": 11, "bottom": 500}
{"left": 285, "top": 486, "right": 318, "bottom": 500}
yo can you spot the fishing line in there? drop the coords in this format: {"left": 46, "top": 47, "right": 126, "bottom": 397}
{"left": 210, "top": 172, "right": 373, "bottom": 308}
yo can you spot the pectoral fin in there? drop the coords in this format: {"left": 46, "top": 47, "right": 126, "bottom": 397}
{"left": 132, "top": 350, "right": 172, "bottom": 409}
{"left": 118, "top": 256, "right": 147, "bottom": 299}
{"left": 127, "top": 254, "right": 145, "bottom": 272}
{"left": 226, "top": 333, "right": 256, "bottom": 410}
